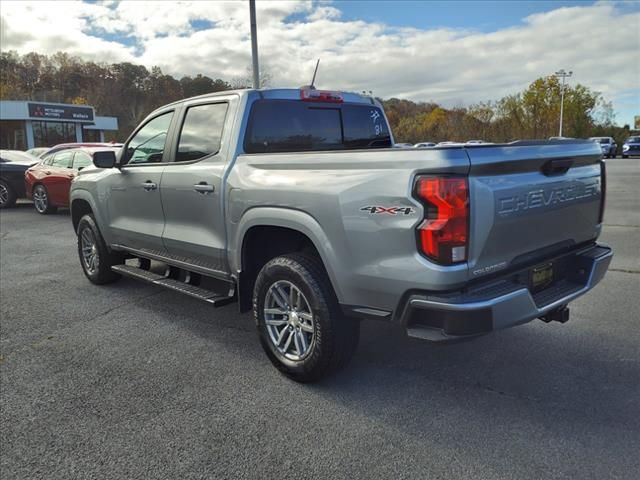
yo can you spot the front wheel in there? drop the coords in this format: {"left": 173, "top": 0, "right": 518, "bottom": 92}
{"left": 77, "top": 214, "right": 123, "bottom": 284}
{"left": 253, "top": 252, "right": 359, "bottom": 382}
{"left": 33, "top": 184, "right": 57, "bottom": 214}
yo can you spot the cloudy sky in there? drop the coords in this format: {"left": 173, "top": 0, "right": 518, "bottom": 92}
{"left": 1, "top": 0, "right": 638, "bottom": 125}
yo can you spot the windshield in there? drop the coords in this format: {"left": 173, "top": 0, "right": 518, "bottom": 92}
{"left": 626, "top": 137, "right": 640, "bottom": 143}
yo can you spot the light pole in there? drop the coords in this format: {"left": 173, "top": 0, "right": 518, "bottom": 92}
{"left": 249, "top": 0, "right": 259, "bottom": 89}
{"left": 554, "top": 69, "right": 573, "bottom": 137}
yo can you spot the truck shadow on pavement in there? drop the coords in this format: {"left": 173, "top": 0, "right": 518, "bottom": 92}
{"left": 122, "top": 278, "right": 639, "bottom": 442}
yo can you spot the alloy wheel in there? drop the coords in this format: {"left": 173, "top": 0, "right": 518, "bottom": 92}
{"left": 0, "top": 183, "right": 8, "bottom": 206}
{"left": 80, "top": 227, "right": 100, "bottom": 274}
{"left": 264, "top": 280, "right": 315, "bottom": 361}
{"left": 33, "top": 186, "right": 48, "bottom": 213}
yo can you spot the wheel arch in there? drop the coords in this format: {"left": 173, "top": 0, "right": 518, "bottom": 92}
{"left": 71, "top": 198, "right": 93, "bottom": 232}
{"left": 234, "top": 208, "right": 343, "bottom": 313}
{"left": 70, "top": 190, "right": 105, "bottom": 236}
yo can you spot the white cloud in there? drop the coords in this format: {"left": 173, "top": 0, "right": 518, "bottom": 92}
{"left": 1, "top": 0, "right": 638, "bottom": 124}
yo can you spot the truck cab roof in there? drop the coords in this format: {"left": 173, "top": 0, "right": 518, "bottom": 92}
{"left": 163, "top": 88, "right": 377, "bottom": 109}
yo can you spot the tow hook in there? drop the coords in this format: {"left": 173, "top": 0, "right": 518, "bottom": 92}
{"left": 540, "top": 306, "right": 570, "bottom": 324}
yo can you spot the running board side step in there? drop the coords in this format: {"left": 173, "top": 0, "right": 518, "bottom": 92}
{"left": 111, "top": 264, "right": 236, "bottom": 307}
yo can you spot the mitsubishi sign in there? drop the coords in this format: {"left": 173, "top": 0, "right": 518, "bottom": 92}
{"left": 28, "top": 102, "right": 94, "bottom": 122}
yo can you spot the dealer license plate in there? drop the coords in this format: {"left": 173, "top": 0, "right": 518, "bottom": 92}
{"left": 531, "top": 263, "right": 554, "bottom": 291}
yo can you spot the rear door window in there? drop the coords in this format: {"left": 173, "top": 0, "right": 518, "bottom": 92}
{"left": 175, "top": 103, "right": 228, "bottom": 162}
{"left": 244, "top": 100, "right": 391, "bottom": 153}
{"left": 73, "top": 151, "right": 93, "bottom": 170}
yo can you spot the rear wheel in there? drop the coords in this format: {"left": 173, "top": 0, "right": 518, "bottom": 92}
{"left": 0, "top": 180, "right": 17, "bottom": 209}
{"left": 33, "top": 184, "right": 57, "bottom": 214}
{"left": 77, "top": 214, "right": 123, "bottom": 284}
{"left": 253, "top": 252, "right": 359, "bottom": 382}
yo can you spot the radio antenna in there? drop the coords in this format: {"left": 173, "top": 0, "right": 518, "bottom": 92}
{"left": 310, "top": 59, "right": 320, "bottom": 89}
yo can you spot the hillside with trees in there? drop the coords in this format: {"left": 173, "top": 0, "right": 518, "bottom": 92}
{"left": 1, "top": 51, "right": 630, "bottom": 146}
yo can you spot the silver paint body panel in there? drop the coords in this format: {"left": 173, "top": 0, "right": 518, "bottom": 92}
{"left": 71, "top": 88, "right": 608, "bottom": 319}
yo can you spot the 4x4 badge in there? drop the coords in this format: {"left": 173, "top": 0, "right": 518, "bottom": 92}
{"left": 360, "top": 206, "right": 415, "bottom": 215}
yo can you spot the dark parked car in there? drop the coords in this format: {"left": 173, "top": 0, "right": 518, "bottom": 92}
{"left": 0, "top": 150, "right": 39, "bottom": 208}
{"left": 622, "top": 136, "right": 640, "bottom": 158}
{"left": 589, "top": 137, "right": 617, "bottom": 158}
{"left": 25, "top": 147, "right": 119, "bottom": 214}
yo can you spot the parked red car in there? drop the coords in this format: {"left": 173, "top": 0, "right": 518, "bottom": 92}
{"left": 25, "top": 147, "right": 119, "bottom": 214}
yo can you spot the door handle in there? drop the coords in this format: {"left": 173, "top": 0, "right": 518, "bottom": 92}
{"left": 142, "top": 181, "right": 157, "bottom": 191}
{"left": 542, "top": 158, "right": 573, "bottom": 176}
{"left": 44, "top": 170, "right": 51, "bottom": 175}
{"left": 193, "top": 183, "right": 214, "bottom": 194}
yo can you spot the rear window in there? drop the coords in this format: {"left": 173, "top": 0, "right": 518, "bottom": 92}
{"left": 244, "top": 100, "right": 391, "bottom": 153}
{"left": 0, "top": 151, "right": 37, "bottom": 164}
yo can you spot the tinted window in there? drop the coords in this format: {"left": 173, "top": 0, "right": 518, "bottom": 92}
{"left": 51, "top": 151, "right": 73, "bottom": 168}
{"left": 627, "top": 137, "right": 640, "bottom": 143}
{"left": 73, "top": 151, "right": 93, "bottom": 169}
{"left": 175, "top": 103, "right": 228, "bottom": 162}
{"left": 244, "top": 100, "right": 391, "bottom": 154}
{"left": 125, "top": 112, "right": 173, "bottom": 165}
{"left": 343, "top": 104, "right": 391, "bottom": 148}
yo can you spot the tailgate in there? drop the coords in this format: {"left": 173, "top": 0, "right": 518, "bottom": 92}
{"left": 467, "top": 141, "right": 604, "bottom": 279}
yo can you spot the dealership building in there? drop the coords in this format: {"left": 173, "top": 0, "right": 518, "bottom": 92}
{"left": 0, "top": 100, "right": 118, "bottom": 150}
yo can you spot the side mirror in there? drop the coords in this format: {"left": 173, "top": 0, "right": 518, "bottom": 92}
{"left": 93, "top": 151, "right": 116, "bottom": 169}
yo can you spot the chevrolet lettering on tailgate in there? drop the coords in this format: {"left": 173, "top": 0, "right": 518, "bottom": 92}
{"left": 497, "top": 179, "right": 600, "bottom": 217}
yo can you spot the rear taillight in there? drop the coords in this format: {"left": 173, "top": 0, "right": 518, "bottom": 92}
{"left": 414, "top": 177, "right": 469, "bottom": 265}
{"left": 599, "top": 160, "right": 606, "bottom": 223}
{"left": 299, "top": 89, "right": 343, "bottom": 103}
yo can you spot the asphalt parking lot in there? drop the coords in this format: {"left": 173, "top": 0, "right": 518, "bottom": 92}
{"left": 1, "top": 159, "right": 639, "bottom": 480}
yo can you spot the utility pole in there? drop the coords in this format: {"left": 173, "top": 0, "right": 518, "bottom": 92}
{"left": 249, "top": 0, "right": 260, "bottom": 89}
{"left": 554, "top": 69, "right": 573, "bottom": 137}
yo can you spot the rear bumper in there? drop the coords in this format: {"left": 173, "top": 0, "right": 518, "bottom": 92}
{"left": 398, "top": 243, "right": 612, "bottom": 342}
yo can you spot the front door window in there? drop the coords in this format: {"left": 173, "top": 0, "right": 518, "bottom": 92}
{"left": 124, "top": 112, "right": 174, "bottom": 165}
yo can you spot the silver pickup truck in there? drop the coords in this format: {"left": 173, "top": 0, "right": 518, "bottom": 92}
{"left": 70, "top": 88, "right": 612, "bottom": 382}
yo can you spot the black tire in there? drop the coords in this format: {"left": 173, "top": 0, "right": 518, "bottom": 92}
{"left": 32, "top": 184, "right": 57, "bottom": 214}
{"left": 253, "top": 252, "right": 359, "bottom": 383}
{"left": 0, "top": 179, "right": 17, "bottom": 209}
{"left": 77, "top": 214, "right": 124, "bottom": 284}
